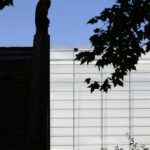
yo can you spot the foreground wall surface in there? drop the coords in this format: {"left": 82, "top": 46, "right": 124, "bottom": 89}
{"left": 0, "top": 47, "right": 32, "bottom": 150}
{"left": 0, "top": 46, "right": 50, "bottom": 150}
{"left": 50, "top": 50, "right": 150, "bottom": 150}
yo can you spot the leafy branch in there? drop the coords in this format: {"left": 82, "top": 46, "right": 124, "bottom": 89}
{"left": 75, "top": 0, "right": 150, "bottom": 93}
{"left": 0, "top": 0, "right": 13, "bottom": 10}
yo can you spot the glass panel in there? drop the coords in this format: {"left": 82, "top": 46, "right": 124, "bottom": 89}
{"left": 131, "top": 82, "right": 150, "bottom": 90}
{"left": 50, "top": 74, "right": 73, "bottom": 83}
{"left": 75, "top": 83, "right": 95, "bottom": 91}
{"left": 51, "top": 92, "right": 73, "bottom": 100}
{"left": 103, "top": 100, "right": 129, "bottom": 109}
{"left": 75, "top": 100, "right": 101, "bottom": 109}
{"left": 50, "top": 64, "right": 73, "bottom": 73}
{"left": 75, "top": 119, "right": 101, "bottom": 127}
{"left": 51, "top": 119, "right": 73, "bottom": 126}
{"left": 103, "top": 91, "right": 129, "bottom": 99}
{"left": 134, "top": 63, "right": 150, "bottom": 72}
{"left": 51, "top": 83, "right": 73, "bottom": 91}
{"left": 51, "top": 128, "right": 73, "bottom": 136}
{"left": 132, "top": 118, "right": 150, "bottom": 126}
{"left": 75, "top": 74, "right": 101, "bottom": 82}
{"left": 103, "top": 118, "right": 129, "bottom": 126}
{"left": 74, "top": 137, "right": 101, "bottom": 145}
{"left": 103, "top": 109, "right": 129, "bottom": 117}
{"left": 51, "top": 146, "right": 73, "bottom": 150}
{"left": 103, "top": 127, "right": 129, "bottom": 135}
{"left": 131, "top": 136, "right": 150, "bottom": 145}
{"left": 132, "top": 109, "right": 150, "bottom": 117}
{"left": 50, "top": 60, "right": 73, "bottom": 65}
{"left": 51, "top": 110, "right": 73, "bottom": 118}
{"left": 131, "top": 91, "right": 150, "bottom": 99}
{"left": 103, "top": 136, "right": 128, "bottom": 145}
{"left": 75, "top": 110, "right": 101, "bottom": 118}
{"left": 75, "top": 64, "right": 100, "bottom": 73}
{"left": 132, "top": 127, "right": 150, "bottom": 135}
{"left": 131, "top": 73, "right": 150, "bottom": 81}
{"left": 74, "top": 145, "right": 101, "bottom": 150}
{"left": 132, "top": 100, "right": 150, "bottom": 108}
{"left": 75, "top": 127, "right": 101, "bottom": 136}
{"left": 51, "top": 137, "right": 73, "bottom": 145}
{"left": 75, "top": 92, "right": 101, "bottom": 100}
{"left": 50, "top": 51, "right": 73, "bottom": 60}
{"left": 51, "top": 101, "right": 73, "bottom": 109}
{"left": 105, "top": 145, "right": 129, "bottom": 150}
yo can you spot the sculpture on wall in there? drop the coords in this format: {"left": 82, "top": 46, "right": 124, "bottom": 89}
{"left": 35, "top": 0, "right": 51, "bottom": 34}
{"left": 27, "top": 0, "right": 51, "bottom": 150}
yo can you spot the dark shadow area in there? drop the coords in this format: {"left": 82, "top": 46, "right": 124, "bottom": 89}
{"left": 0, "top": 47, "right": 32, "bottom": 150}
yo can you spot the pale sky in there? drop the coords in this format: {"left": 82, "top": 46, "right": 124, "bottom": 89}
{"left": 0, "top": 0, "right": 114, "bottom": 48}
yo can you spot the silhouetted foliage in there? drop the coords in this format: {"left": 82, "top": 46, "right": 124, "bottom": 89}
{"left": 0, "top": 0, "right": 13, "bottom": 10}
{"left": 75, "top": 0, "right": 150, "bottom": 93}
{"left": 115, "top": 134, "right": 149, "bottom": 150}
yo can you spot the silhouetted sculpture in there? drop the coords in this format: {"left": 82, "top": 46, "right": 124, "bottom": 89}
{"left": 35, "top": 0, "right": 51, "bottom": 34}
{"left": 27, "top": 0, "right": 50, "bottom": 150}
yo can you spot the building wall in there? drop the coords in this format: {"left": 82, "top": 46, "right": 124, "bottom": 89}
{"left": 50, "top": 50, "right": 150, "bottom": 150}
{"left": 0, "top": 47, "right": 32, "bottom": 150}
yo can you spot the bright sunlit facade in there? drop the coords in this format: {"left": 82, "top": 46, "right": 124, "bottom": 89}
{"left": 50, "top": 50, "right": 150, "bottom": 150}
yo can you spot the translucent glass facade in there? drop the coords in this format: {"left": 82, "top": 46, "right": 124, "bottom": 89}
{"left": 50, "top": 50, "right": 150, "bottom": 150}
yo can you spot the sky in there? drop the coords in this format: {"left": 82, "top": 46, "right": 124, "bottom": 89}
{"left": 0, "top": 0, "right": 114, "bottom": 48}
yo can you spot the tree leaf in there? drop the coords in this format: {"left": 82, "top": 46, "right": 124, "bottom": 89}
{"left": 74, "top": 48, "right": 78, "bottom": 52}
{"left": 85, "top": 78, "right": 91, "bottom": 84}
{"left": 87, "top": 17, "right": 98, "bottom": 24}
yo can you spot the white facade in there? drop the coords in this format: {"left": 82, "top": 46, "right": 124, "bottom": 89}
{"left": 50, "top": 50, "right": 150, "bottom": 150}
